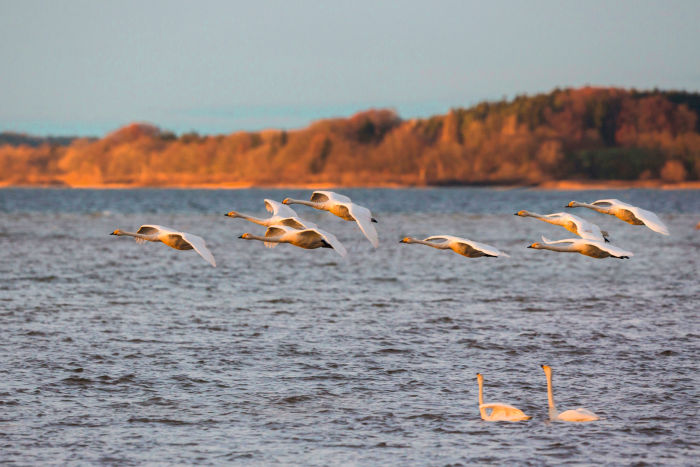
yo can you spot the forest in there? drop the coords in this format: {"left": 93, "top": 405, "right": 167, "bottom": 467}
{"left": 1, "top": 87, "right": 699, "bottom": 187}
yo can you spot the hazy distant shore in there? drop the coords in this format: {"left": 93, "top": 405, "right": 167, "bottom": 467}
{"left": 3, "top": 179, "right": 700, "bottom": 190}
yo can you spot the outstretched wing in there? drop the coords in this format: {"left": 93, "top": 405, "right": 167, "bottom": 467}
{"left": 264, "top": 199, "right": 298, "bottom": 218}
{"left": 264, "top": 226, "right": 288, "bottom": 249}
{"left": 137, "top": 225, "right": 167, "bottom": 235}
{"left": 628, "top": 206, "right": 670, "bottom": 235}
{"left": 179, "top": 232, "right": 216, "bottom": 267}
{"left": 311, "top": 190, "right": 352, "bottom": 203}
{"left": 278, "top": 217, "right": 316, "bottom": 230}
{"left": 347, "top": 202, "right": 379, "bottom": 247}
{"left": 457, "top": 238, "right": 510, "bottom": 257}
{"left": 592, "top": 199, "right": 625, "bottom": 208}
{"left": 424, "top": 235, "right": 452, "bottom": 243}
{"left": 541, "top": 236, "right": 577, "bottom": 245}
{"left": 568, "top": 215, "right": 607, "bottom": 242}
{"left": 316, "top": 228, "right": 347, "bottom": 258}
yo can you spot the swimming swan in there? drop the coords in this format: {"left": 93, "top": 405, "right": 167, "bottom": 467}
{"left": 226, "top": 199, "right": 314, "bottom": 230}
{"left": 400, "top": 235, "right": 509, "bottom": 258}
{"left": 477, "top": 373, "right": 531, "bottom": 422}
{"left": 239, "top": 225, "right": 347, "bottom": 257}
{"left": 566, "top": 199, "right": 669, "bottom": 235}
{"left": 283, "top": 191, "right": 379, "bottom": 247}
{"left": 110, "top": 224, "right": 216, "bottom": 267}
{"left": 528, "top": 236, "right": 632, "bottom": 259}
{"left": 515, "top": 210, "right": 609, "bottom": 242}
{"left": 541, "top": 365, "right": 599, "bottom": 422}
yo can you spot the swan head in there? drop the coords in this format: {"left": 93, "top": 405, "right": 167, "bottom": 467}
{"left": 476, "top": 373, "right": 483, "bottom": 383}
{"left": 514, "top": 210, "right": 531, "bottom": 217}
{"left": 282, "top": 198, "right": 291, "bottom": 204}
{"left": 225, "top": 211, "right": 239, "bottom": 218}
{"left": 239, "top": 233, "right": 251, "bottom": 239}
{"left": 371, "top": 217, "right": 378, "bottom": 223}
{"left": 541, "top": 364, "right": 552, "bottom": 376}
{"left": 566, "top": 201, "right": 579, "bottom": 208}
{"left": 527, "top": 242, "right": 543, "bottom": 249}
{"left": 110, "top": 229, "right": 123, "bottom": 236}
{"left": 400, "top": 237, "right": 415, "bottom": 244}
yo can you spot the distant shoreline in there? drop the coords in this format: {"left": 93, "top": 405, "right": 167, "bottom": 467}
{"left": 2, "top": 180, "right": 700, "bottom": 190}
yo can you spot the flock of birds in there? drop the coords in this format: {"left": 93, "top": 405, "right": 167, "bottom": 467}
{"left": 111, "top": 190, "right": 670, "bottom": 267}
{"left": 109, "top": 190, "right": 675, "bottom": 423}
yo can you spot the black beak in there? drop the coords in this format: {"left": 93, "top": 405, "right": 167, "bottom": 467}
{"left": 224, "top": 213, "right": 229, "bottom": 217}
{"left": 513, "top": 212, "right": 518, "bottom": 215}
{"left": 371, "top": 218, "right": 378, "bottom": 223}
{"left": 238, "top": 235, "right": 244, "bottom": 238}
{"left": 110, "top": 232, "right": 116, "bottom": 235}
{"left": 527, "top": 245, "right": 533, "bottom": 248}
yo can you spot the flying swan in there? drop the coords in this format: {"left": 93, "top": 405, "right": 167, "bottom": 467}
{"left": 225, "top": 199, "right": 315, "bottom": 230}
{"left": 239, "top": 225, "right": 347, "bottom": 257}
{"left": 400, "top": 235, "right": 509, "bottom": 258}
{"left": 541, "top": 365, "right": 599, "bottom": 422}
{"left": 110, "top": 224, "right": 216, "bottom": 267}
{"left": 566, "top": 199, "right": 669, "bottom": 235}
{"left": 515, "top": 210, "right": 609, "bottom": 242}
{"left": 527, "top": 236, "right": 632, "bottom": 259}
{"left": 477, "top": 373, "right": 531, "bottom": 422}
{"left": 283, "top": 191, "right": 379, "bottom": 247}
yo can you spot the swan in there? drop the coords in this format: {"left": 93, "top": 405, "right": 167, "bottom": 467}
{"left": 239, "top": 225, "right": 347, "bottom": 257}
{"left": 477, "top": 373, "right": 531, "bottom": 422}
{"left": 566, "top": 199, "right": 669, "bottom": 235}
{"left": 515, "top": 210, "right": 609, "bottom": 242}
{"left": 400, "top": 235, "right": 509, "bottom": 258}
{"left": 282, "top": 191, "right": 379, "bottom": 247}
{"left": 225, "top": 199, "right": 314, "bottom": 230}
{"left": 527, "top": 236, "right": 632, "bottom": 259}
{"left": 110, "top": 225, "right": 216, "bottom": 267}
{"left": 541, "top": 365, "right": 599, "bottom": 422}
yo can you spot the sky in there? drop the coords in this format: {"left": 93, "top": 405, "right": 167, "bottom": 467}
{"left": 1, "top": 0, "right": 699, "bottom": 136}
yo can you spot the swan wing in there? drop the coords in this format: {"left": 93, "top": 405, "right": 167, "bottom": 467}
{"left": 592, "top": 199, "right": 624, "bottom": 208}
{"left": 312, "top": 190, "right": 352, "bottom": 203}
{"left": 315, "top": 228, "right": 347, "bottom": 258}
{"left": 137, "top": 224, "right": 168, "bottom": 235}
{"left": 479, "top": 403, "right": 530, "bottom": 421}
{"left": 540, "top": 236, "right": 578, "bottom": 245}
{"left": 277, "top": 217, "right": 314, "bottom": 230}
{"left": 557, "top": 408, "right": 599, "bottom": 422}
{"left": 423, "top": 235, "right": 453, "bottom": 244}
{"left": 627, "top": 206, "right": 670, "bottom": 235}
{"left": 265, "top": 199, "right": 298, "bottom": 218}
{"left": 264, "top": 225, "right": 290, "bottom": 249}
{"left": 347, "top": 202, "right": 379, "bottom": 247}
{"left": 178, "top": 232, "right": 216, "bottom": 267}
{"left": 567, "top": 215, "right": 607, "bottom": 241}
{"left": 456, "top": 238, "right": 509, "bottom": 257}
{"left": 593, "top": 241, "right": 634, "bottom": 258}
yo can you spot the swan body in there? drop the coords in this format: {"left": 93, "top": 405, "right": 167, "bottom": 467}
{"left": 226, "top": 199, "right": 314, "bottom": 230}
{"left": 400, "top": 235, "right": 509, "bottom": 258}
{"left": 110, "top": 224, "right": 216, "bottom": 267}
{"left": 515, "top": 210, "right": 609, "bottom": 242}
{"left": 283, "top": 191, "right": 379, "bottom": 247}
{"left": 239, "top": 225, "right": 347, "bottom": 257}
{"left": 477, "top": 373, "right": 530, "bottom": 422}
{"left": 541, "top": 365, "right": 599, "bottom": 422}
{"left": 567, "top": 199, "right": 669, "bottom": 235}
{"left": 528, "top": 236, "right": 632, "bottom": 259}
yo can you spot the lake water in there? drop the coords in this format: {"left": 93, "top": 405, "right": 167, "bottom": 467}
{"left": 0, "top": 188, "right": 698, "bottom": 465}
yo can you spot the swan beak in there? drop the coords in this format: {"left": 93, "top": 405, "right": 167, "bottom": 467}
{"left": 527, "top": 244, "right": 533, "bottom": 248}
{"left": 371, "top": 218, "right": 378, "bottom": 223}
{"left": 513, "top": 212, "right": 518, "bottom": 215}
{"left": 110, "top": 232, "right": 116, "bottom": 235}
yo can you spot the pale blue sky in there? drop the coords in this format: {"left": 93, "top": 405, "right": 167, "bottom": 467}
{"left": 1, "top": 0, "right": 699, "bottom": 136}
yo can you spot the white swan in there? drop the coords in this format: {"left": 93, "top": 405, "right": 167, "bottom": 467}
{"left": 400, "top": 235, "right": 509, "bottom": 258}
{"left": 515, "top": 210, "right": 609, "bottom": 242}
{"left": 567, "top": 199, "right": 669, "bottom": 235}
{"left": 111, "top": 225, "right": 216, "bottom": 267}
{"left": 541, "top": 365, "right": 599, "bottom": 422}
{"left": 239, "top": 225, "right": 347, "bottom": 257}
{"left": 528, "top": 236, "right": 632, "bottom": 259}
{"left": 283, "top": 191, "right": 379, "bottom": 247}
{"left": 477, "top": 373, "right": 531, "bottom": 422}
{"left": 225, "top": 199, "right": 314, "bottom": 230}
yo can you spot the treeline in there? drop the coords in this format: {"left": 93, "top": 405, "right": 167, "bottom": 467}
{"left": 1, "top": 87, "right": 699, "bottom": 186}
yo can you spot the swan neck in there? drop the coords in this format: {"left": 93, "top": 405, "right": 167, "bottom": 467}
{"left": 541, "top": 244, "right": 575, "bottom": 253}
{"left": 236, "top": 212, "right": 269, "bottom": 226}
{"left": 120, "top": 231, "right": 151, "bottom": 240}
{"left": 416, "top": 239, "right": 448, "bottom": 249}
{"left": 245, "top": 234, "right": 280, "bottom": 243}
{"left": 545, "top": 369, "right": 556, "bottom": 411}
{"left": 286, "top": 198, "right": 317, "bottom": 207}
{"left": 477, "top": 377, "right": 484, "bottom": 406}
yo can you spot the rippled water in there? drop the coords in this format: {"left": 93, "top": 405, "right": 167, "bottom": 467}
{"left": 1, "top": 188, "right": 698, "bottom": 465}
